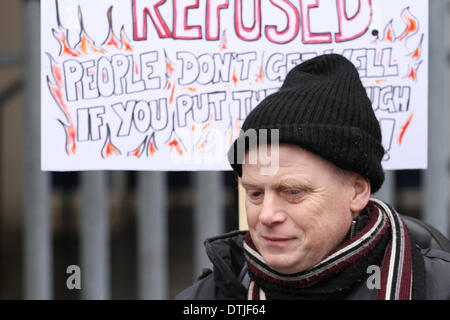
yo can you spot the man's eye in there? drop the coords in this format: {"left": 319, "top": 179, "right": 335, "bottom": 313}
{"left": 247, "top": 190, "right": 263, "bottom": 201}
{"left": 282, "top": 189, "right": 304, "bottom": 200}
{"left": 249, "top": 191, "right": 263, "bottom": 198}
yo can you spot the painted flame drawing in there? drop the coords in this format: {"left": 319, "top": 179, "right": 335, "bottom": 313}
{"left": 397, "top": 7, "right": 419, "bottom": 44}
{"left": 148, "top": 134, "right": 158, "bottom": 156}
{"left": 168, "top": 134, "right": 185, "bottom": 156}
{"left": 232, "top": 67, "right": 238, "bottom": 86}
{"left": 163, "top": 49, "right": 177, "bottom": 105}
{"left": 47, "top": 3, "right": 135, "bottom": 156}
{"left": 374, "top": 6, "right": 423, "bottom": 82}
{"left": 128, "top": 136, "right": 148, "bottom": 158}
{"left": 409, "top": 34, "right": 424, "bottom": 60}
{"left": 382, "top": 20, "right": 396, "bottom": 43}
{"left": 166, "top": 115, "right": 186, "bottom": 156}
{"left": 219, "top": 30, "right": 228, "bottom": 51}
{"left": 398, "top": 112, "right": 415, "bottom": 146}
{"left": 193, "top": 120, "right": 213, "bottom": 152}
{"left": 101, "top": 125, "right": 121, "bottom": 158}
{"left": 76, "top": 7, "right": 105, "bottom": 56}
{"left": 46, "top": 54, "right": 77, "bottom": 155}
{"left": 127, "top": 133, "right": 158, "bottom": 158}
{"left": 255, "top": 53, "right": 265, "bottom": 84}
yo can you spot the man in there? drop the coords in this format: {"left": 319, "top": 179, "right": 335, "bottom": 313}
{"left": 176, "top": 54, "right": 450, "bottom": 300}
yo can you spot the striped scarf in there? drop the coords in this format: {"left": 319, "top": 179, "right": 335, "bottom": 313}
{"left": 244, "top": 199, "right": 425, "bottom": 300}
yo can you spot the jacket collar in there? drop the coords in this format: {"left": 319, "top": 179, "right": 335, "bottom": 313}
{"left": 204, "top": 231, "right": 248, "bottom": 299}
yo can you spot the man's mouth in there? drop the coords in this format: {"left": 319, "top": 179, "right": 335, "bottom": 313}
{"left": 261, "top": 235, "right": 295, "bottom": 246}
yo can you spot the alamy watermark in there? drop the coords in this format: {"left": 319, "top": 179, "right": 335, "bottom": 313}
{"left": 366, "top": 265, "right": 381, "bottom": 290}
{"left": 229, "top": 129, "right": 280, "bottom": 176}
{"left": 64, "top": 263, "right": 380, "bottom": 292}
{"left": 66, "top": 265, "right": 81, "bottom": 290}
{"left": 170, "top": 128, "right": 280, "bottom": 175}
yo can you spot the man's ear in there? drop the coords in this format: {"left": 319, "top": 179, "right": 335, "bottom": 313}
{"left": 349, "top": 173, "right": 371, "bottom": 217}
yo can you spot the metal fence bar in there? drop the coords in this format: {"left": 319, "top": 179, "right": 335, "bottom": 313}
{"left": 424, "top": 0, "right": 449, "bottom": 237}
{"left": 137, "top": 171, "right": 168, "bottom": 299}
{"left": 22, "top": 0, "right": 52, "bottom": 300}
{"left": 194, "top": 172, "right": 224, "bottom": 277}
{"left": 0, "top": 52, "right": 21, "bottom": 67}
{"left": 80, "top": 172, "right": 110, "bottom": 299}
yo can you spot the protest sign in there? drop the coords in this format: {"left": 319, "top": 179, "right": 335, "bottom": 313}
{"left": 41, "top": 0, "right": 428, "bottom": 171}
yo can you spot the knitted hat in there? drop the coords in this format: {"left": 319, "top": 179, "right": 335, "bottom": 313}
{"left": 228, "top": 54, "right": 385, "bottom": 193}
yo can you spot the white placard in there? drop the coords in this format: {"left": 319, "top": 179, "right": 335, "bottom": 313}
{"left": 41, "top": 0, "right": 428, "bottom": 171}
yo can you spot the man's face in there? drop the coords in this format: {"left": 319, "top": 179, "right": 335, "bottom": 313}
{"left": 241, "top": 144, "right": 356, "bottom": 274}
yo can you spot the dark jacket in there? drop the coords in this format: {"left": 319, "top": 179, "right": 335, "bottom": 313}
{"left": 176, "top": 230, "right": 450, "bottom": 300}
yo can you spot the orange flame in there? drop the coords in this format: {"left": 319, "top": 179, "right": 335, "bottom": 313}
{"left": 220, "top": 41, "right": 228, "bottom": 51}
{"left": 76, "top": 31, "right": 105, "bottom": 56}
{"left": 101, "top": 125, "right": 121, "bottom": 158}
{"left": 148, "top": 140, "right": 156, "bottom": 156}
{"left": 407, "top": 66, "right": 417, "bottom": 81}
{"left": 380, "top": 20, "right": 396, "bottom": 43}
{"left": 47, "top": 57, "right": 77, "bottom": 155}
{"left": 104, "top": 141, "right": 120, "bottom": 158}
{"left": 168, "top": 138, "right": 183, "bottom": 155}
{"left": 196, "top": 141, "right": 206, "bottom": 151}
{"left": 398, "top": 8, "right": 418, "bottom": 42}
{"left": 129, "top": 136, "right": 155, "bottom": 157}
{"left": 164, "top": 49, "right": 175, "bottom": 76}
{"left": 202, "top": 123, "right": 211, "bottom": 131}
{"left": 132, "top": 147, "right": 141, "bottom": 157}
{"left": 411, "top": 47, "right": 420, "bottom": 60}
{"left": 135, "top": 59, "right": 139, "bottom": 75}
{"left": 385, "top": 25, "right": 394, "bottom": 43}
{"left": 232, "top": 68, "right": 238, "bottom": 86}
{"left": 169, "top": 82, "right": 176, "bottom": 104}
{"left": 54, "top": 6, "right": 135, "bottom": 59}
{"left": 120, "top": 27, "right": 133, "bottom": 52}
{"left": 102, "top": 127, "right": 121, "bottom": 158}
{"left": 128, "top": 145, "right": 142, "bottom": 158}
{"left": 164, "top": 50, "right": 176, "bottom": 103}
{"left": 167, "top": 62, "right": 175, "bottom": 75}
{"left": 398, "top": 112, "right": 415, "bottom": 146}
{"left": 104, "top": 29, "right": 121, "bottom": 50}
{"left": 53, "top": 28, "right": 80, "bottom": 57}
{"left": 128, "top": 137, "right": 146, "bottom": 158}
{"left": 103, "top": 7, "right": 121, "bottom": 50}
{"left": 256, "top": 66, "right": 264, "bottom": 83}
{"left": 410, "top": 35, "right": 424, "bottom": 60}
{"left": 386, "top": 28, "right": 394, "bottom": 42}
{"left": 49, "top": 6, "right": 139, "bottom": 156}
{"left": 219, "top": 30, "right": 228, "bottom": 51}
{"left": 51, "top": 59, "right": 63, "bottom": 85}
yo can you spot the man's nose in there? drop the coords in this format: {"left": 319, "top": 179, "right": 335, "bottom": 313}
{"left": 258, "top": 192, "right": 286, "bottom": 226}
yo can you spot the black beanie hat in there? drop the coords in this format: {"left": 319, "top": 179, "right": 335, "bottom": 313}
{"left": 228, "top": 53, "right": 385, "bottom": 193}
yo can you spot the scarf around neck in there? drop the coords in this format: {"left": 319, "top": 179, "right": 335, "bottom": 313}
{"left": 243, "top": 199, "right": 425, "bottom": 300}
